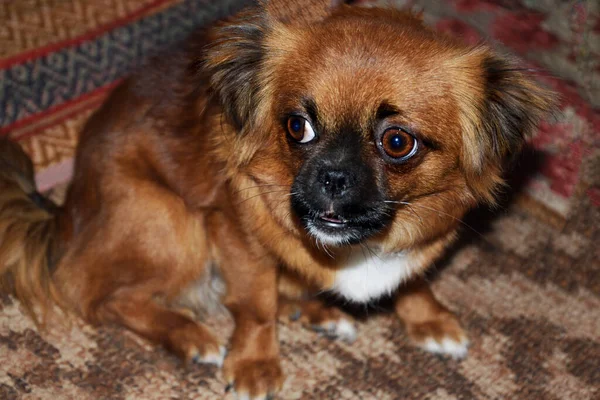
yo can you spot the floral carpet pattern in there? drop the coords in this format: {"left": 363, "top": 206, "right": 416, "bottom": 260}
{"left": 1, "top": 0, "right": 599, "bottom": 399}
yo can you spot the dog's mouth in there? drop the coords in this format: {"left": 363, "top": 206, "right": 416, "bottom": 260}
{"left": 317, "top": 212, "right": 347, "bottom": 227}
{"left": 290, "top": 201, "right": 393, "bottom": 247}
{"left": 289, "top": 172, "right": 394, "bottom": 247}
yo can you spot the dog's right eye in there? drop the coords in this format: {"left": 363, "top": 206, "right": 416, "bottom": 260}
{"left": 287, "top": 116, "right": 316, "bottom": 143}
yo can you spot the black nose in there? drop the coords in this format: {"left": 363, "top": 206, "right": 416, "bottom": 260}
{"left": 318, "top": 169, "right": 355, "bottom": 199}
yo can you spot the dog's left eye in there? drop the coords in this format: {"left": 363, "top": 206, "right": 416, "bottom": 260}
{"left": 287, "top": 116, "right": 316, "bottom": 143}
{"left": 378, "top": 128, "right": 418, "bottom": 162}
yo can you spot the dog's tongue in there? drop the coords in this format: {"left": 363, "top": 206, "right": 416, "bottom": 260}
{"left": 320, "top": 213, "right": 344, "bottom": 224}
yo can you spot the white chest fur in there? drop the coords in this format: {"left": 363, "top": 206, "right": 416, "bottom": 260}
{"left": 331, "top": 249, "right": 419, "bottom": 303}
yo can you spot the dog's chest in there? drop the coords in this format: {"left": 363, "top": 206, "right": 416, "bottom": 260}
{"left": 331, "top": 249, "right": 418, "bottom": 303}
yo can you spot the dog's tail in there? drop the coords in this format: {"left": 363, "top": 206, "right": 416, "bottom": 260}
{"left": 0, "top": 138, "right": 62, "bottom": 325}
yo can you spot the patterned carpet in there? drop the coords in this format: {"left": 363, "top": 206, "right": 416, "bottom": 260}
{"left": 1, "top": 0, "right": 599, "bottom": 399}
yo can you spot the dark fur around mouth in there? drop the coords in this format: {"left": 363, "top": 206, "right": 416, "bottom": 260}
{"left": 287, "top": 127, "right": 396, "bottom": 245}
{"left": 290, "top": 186, "right": 394, "bottom": 245}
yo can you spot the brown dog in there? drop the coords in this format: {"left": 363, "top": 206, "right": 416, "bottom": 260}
{"left": 0, "top": 0, "right": 553, "bottom": 398}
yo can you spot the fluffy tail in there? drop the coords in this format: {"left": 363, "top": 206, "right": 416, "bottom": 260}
{"left": 0, "top": 138, "right": 62, "bottom": 325}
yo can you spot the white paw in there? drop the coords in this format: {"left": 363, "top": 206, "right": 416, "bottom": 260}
{"left": 317, "top": 318, "right": 357, "bottom": 343}
{"left": 235, "top": 392, "right": 274, "bottom": 400}
{"left": 421, "top": 337, "right": 469, "bottom": 359}
{"left": 193, "top": 345, "right": 226, "bottom": 367}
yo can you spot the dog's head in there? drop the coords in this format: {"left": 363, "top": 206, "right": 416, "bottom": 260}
{"left": 204, "top": 0, "right": 554, "bottom": 250}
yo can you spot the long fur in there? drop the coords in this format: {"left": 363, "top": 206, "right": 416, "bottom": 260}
{"left": 0, "top": 1, "right": 555, "bottom": 397}
{"left": 0, "top": 139, "right": 61, "bottom": 325}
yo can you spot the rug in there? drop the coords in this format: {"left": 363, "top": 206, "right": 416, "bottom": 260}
{"left": 1, "top": 0, "right": 599, "bottom": 399}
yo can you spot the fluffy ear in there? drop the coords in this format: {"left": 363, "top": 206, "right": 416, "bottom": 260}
{"left": 203, "top": 1, "right": 346, "bottom": 130}
{"left": 265, "top": 0, "right": 346, "bottom": 25}
{"left": 457, "top": 50, "right": 556, "bottom": 203}
{"left": 203, "top": 7, "right": 269, "bottom": 130}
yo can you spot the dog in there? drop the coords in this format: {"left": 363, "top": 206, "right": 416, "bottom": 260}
{"left": 0, "top": 0, "right": 554, "bottom": 398}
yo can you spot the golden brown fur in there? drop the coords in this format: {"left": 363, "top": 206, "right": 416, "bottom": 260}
{"left": 0, "top": 1, "right": 553, "bottom": 398}
{"left": 0, "top": 139, "right": 61, "bottom": 325}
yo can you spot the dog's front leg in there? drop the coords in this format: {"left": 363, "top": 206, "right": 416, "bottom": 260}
{"left": 277, "top": 272, "right": 357, "bottom": 343}
{"left": 395, "top": 279, "right": 469, "bottom": 359}
{"left": 224, "top": 291, "right": 282, "bottom": 400}
{"left": 210, "top": 213, "right": 283, "bottom": 400}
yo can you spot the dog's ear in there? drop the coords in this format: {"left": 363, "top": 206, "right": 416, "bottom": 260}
{"left": 204, "top": 1, "right": 347, "bottom": 130}
{"left": 454, "top": 49, "right": 556, "bottom": 203}
{"left": 265, "top": 0, "right": 346, "bottom": 25}
{"left": 203, "top": 7, "right": 268, "bottom": 130}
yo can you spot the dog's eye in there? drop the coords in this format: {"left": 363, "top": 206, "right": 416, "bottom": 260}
{"left": 379, "top": 128, "right": 418, "bottom": 161}
{"left": 287, "top": 116, "right": 316, "bottom": 143}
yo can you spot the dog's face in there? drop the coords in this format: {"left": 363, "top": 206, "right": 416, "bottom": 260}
{"left": 272, "top": 10, "right": 477, "bottom": 246}
{"left": 205, "top": 2, "right": 553, "bottom": 251}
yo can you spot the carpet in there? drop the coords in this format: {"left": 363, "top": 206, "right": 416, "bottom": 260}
{"left": 1, "top": 0, "right": 599, "bottom": 399}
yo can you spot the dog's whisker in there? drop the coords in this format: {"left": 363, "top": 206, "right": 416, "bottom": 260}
{"left": 235, "top": 189, "right": 291, "bottom": 205}
{"left": 233, "top": 184, "right": 289, "bottom": 195}
{"left": 386, "top": 200, "right": 485, "bottom": 239}
{"left": 360, "top": 243, "right": 381, "bottom": 262}
{"left": 397, "top": 202, "right": 424, "bottom": 225}
{"left": 322, "top": 242, "right": 334, "bottom": 259}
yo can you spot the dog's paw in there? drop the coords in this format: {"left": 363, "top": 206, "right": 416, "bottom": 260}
{"left": 286, "top": 301, "right": 357, "bottom": 343}
{"left": 223, "top": 357, "right": 284, "bottom": 400}
{"left": 420, "top": 336, "right": 469, "bottom": 359}
{"left": 405, "top": 312, "right": 469, "bottom": 359}
{"left": 167, "top": 321, "right": 225, "bottom": 365}
{"left": 310, "top": 318, "right": 357, "bottom": 343}
{"left": 230, "top": 392, "right": 276, "bottom": 400}
{"left": 192, "top": 345, "right": 227, "bottom": 367}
